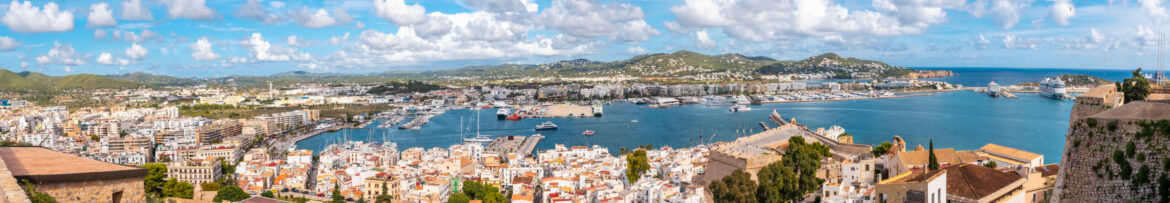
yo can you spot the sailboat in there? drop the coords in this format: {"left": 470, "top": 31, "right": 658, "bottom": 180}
{"left": 464, "top": 109, "right": 493, "bottom": 143}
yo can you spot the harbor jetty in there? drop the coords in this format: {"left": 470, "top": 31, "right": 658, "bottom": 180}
{"left": 398, "top": 114, "right": 434, "bottom": 130}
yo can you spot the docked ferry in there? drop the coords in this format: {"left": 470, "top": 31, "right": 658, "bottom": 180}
{"left": 497, "top": 108, "right": 510, "bottom": 120}
{"left": 1038, "top": 77, "right": 1068, "bottom": 99}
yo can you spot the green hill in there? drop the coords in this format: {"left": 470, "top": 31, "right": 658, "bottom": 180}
{"left": 0, "top": 69, "right": 151, "bottom": 91}
{"left": 754, "top": 53, "right": 911, "bottom": 78}
{"left": 106, "top": 72, "right": 202, "bottom": 86}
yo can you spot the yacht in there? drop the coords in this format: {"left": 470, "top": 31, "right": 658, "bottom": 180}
{"left": 1038, "top": 77, "right": 1068, "bottom": 99}
{"left": 535, "top": 121, "right": 558, "bottom": 131}
{"left": 729, "top": 105, "right": 752, "bottom": 112}
{"left": 465, "top": 109, "right": 494, "bottom": 143}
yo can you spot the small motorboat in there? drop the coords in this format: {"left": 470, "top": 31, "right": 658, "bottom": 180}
{"left": 583, "top": 130, "right": 596, "bottom": 136}
{"left": 630, "top": 120, "right": 638, "bottom": 123}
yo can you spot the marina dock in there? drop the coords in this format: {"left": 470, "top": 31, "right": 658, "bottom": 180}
{"left": 398, "top": 114, "right": 434, "bottom": 130}
{"left": 486, "top": 135, "right": 544, "bottom": 156}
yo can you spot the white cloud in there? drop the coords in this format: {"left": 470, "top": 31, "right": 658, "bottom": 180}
{"left": 286, "top": 35, "right": 318, "bottom": 47}
{"left": 63, "top": 66, "right": 73, "bottom": 73}
{"left": 627, "top": 46, "right": 647, "bottom": 54}
{"left": 669, "top": 0, "right": 960, "bottom": 42}
{"left": 234, "top": 0, "right": 285, "bottom": 24}
{"left": 970, "top": 35, "right": 992, "bottom": 49}
{"left": 1048, "top": 0, "right": 1075, "bottom": 26}
{"left": 245, "top": 33, "right": 311, "bottom": 62}
{"left": 87, "top": 3, "right": 117, "bottom": 28}
{"left": 96, "top": 52, "right": 131, "bottom": 66}
{"left": 94, "top": 29, "right": 108, "bottom": 40}
{"left": 0, "top": 36, "right": 20, "bottom": 50}
{"left": 329, "top": 32, "right": 350, "bottom": 45}
{"left": 291, "top": 7, "right": 353, "bottom": 28}
{"left": 1, "top": 1, "right": 74, "bottom": 33}
{"left": 694, "top": 29, "right": 716, "bottom": 49}
{"left": 229, "top": 56, "right": 248, "bottom": 63}
{"left": 191, "top": 38, "right": 220, "bottom": 61}
{"left": 120, "top": 0, "right": 154, "bottom": 20}
{"left": 118, "top": 29, "right": 163, "bottom": 43}
{"left": 539, "top": 0, "right": 659, "bottom": 43}
{"left": 1135, "top": 25, "right": 1159, "bottom": 47}
{"left": 126, "top": 43, "right": 148, "bottom": 60}
{"left": 1002, "top": 35, "right": 1037, "bottom": 49}
{"left": 19, "top": 61, "right": 28, "bottom": 68}
{"left": 988, "top": 0, "right": 1032, "bottom": 29}
{"left": 160, "top": 0, "right": 217, "bottom": 20}
{"left": 1141, "top": 0, "right": 1170, "bottom": 23}
{"left": 374, "top": 0, "right": 427, "bottom": 25}
{"left": 36, "top": 42, "right": 86, "bottom": 66}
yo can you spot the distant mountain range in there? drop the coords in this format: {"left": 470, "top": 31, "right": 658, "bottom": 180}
{"left": 0, "top": 51, "right": 944, "bottom": 90}
{"left": 0, "top": 69, "right": 150, "bottom": 92}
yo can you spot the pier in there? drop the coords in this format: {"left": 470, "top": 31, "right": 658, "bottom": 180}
{"left": 485, "top": 135, "right": 544, "bottom": 156}
{"left": 398, "top": 114, "right": 434, "bottom": 130}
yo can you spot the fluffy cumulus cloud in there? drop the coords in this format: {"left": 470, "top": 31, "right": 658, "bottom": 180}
{"left": 235, "top": 0, "right": 285, "bottom": 24}
{"left": 292, "top": 7, "right": 354, "bottom": 28}
{"left": 190, "top": 38, "right": 220, "bottom": 61}
{"left": 0, "top": 36, "right": 20, "bottom": 51}
{"left": 1141, "top": 0, "right": 1170, "bottom": 23}
{"left": 1135, "top": 25, "right": 1158, "bottom": 46}
{"left": 35, "top": 42, "right": 86, "bottom": 66}
{"left": 1002, "top": 35, "right": 1037, "bottom": 49}
{"left": 120, "top": 0, "right": 154, "bottom": 20}
{"left": 693, "top": 29, "right": 716, "bottom": 49}
{"left": 244, "top": 33, "right": 311, "bottom": 62}
{"left": 96, "top": 52, "right": 130, "bottom": 66}
{"left": 987, "top": 0, "right": 1032, "bottom": 30}
{"left": 668, "top": 0, "right": 962, "bottom": 42}
{"left": 126, "top": 43, "right": 148, "bottom": 60}
{"left": 1048, "top": 0, "right": 1075, "bottom": 26}
{"left": 539, "top": 0, "right": 659, "bottom": 43}
{"left": 374, "top": 0, "right": 427, "bottom": 25}
{"left": 87, "top": 3, "right": 118, "bottom": 28}
{"left": 160, "top": 0, "right": 217, "bottom": 20}
{"left": 1, "top": 1, "right": 74, "bottom": 33}
{"left": 329, "top": 32, "right": 350, "bottom": 45}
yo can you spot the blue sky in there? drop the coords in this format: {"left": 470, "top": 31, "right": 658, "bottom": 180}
{"left": 0, "top": 0, "right": 1166, "bottom": 77}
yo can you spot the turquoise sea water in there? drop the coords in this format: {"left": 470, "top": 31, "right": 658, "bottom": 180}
{"left": 297, "top": 68, "right": 1142, "bottom": 164}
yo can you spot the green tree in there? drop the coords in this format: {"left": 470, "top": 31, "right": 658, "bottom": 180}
{"left": 983, "top": 161, "right": 998, "bottom": 168}
{"left": 1123, "top": 68, "right": 1152, "bottom": 103}
{"left": 928, "top": 140, "right": 940, "bottom": 170}
{"left": 708, "top": 169, "right": 758, "bottom": 203}
{"left": 871, "top": 142, "right": 893, "bottom": 157}
{"left": 626, "top": 149, "right": 651, "bottom": 183}
{"left": 459, "top": 180, "right": 506, "bottom": 203}
{"left": 447, "top": 193, "right": 471, "bottom": 203}
{"left": 141, "top": 163, "right": 167, "bottom": 197}
{"left": 332, "top": 183, "right": 345, "bottom": 203}
{"left": 375, "top": 182, "right": 392, "bottom": 203}
{"left": 162, "top": 178, "right": 194, "bottom": 198}
{"left": 780, "top": 136, "right": 831, "bottom": 199}
{"left": 756, "top": 161, "right": 799, "bottom": 203}
{"left": 212, "top": 185, "right": 250, "bottom": 202}
{"left": 200, "top": 182, "right": 220, "bottom": 191}
{"left": 261, "top": 190, "right": 274, "bottom": 198}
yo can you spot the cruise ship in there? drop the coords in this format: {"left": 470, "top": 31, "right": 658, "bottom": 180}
{"left": 986, "top": 81, "right": 1001, "bottom": 97}
{"left": 497, "top": 108, "right": 510, "bottom": 120}
{"left": 1038, "top": 77, "right": 1068, "bottom": 99}
{"left": 535, "top": 121, "right": 558, "bottom": 131}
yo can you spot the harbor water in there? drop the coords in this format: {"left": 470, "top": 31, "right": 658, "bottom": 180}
{"left": 297, "top": 68, "right": 1141, "bottom": 164}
